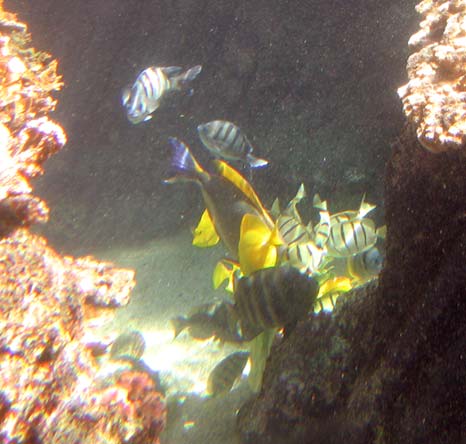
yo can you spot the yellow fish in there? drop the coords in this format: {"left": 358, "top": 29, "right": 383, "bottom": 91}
{"left": 238, "top": 213, "right": 282, "bottom": 276}
{"left": 212, "top": 259, "right": 240, "bottom": 292}
{"left": 165, "top": 138, "right": 273, "bottom": 259}
{"left": 314, "top": 276, "right": 353, "bottom": 313}
{"left": 192, "top": 209, "right": 220, "bottom": 247}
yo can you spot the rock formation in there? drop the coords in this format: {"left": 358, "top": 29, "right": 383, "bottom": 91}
{"left": 398, "top": 0, "right": 466, "bottom": 152}
{"left": 0, "top": 3, "right": 166, "bottom": 443}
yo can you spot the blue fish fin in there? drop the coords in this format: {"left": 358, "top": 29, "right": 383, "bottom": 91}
{"left": 164, "top": 137, "right": 208, "bottom": 184}
{"left": 246, "top": 153, "right": 269, "bottom": 168}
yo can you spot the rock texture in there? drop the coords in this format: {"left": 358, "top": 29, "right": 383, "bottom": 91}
{"left": 0, "top": 4, "right": 166, "bottom": 443}
{"left": 237, "top": 125, "right": 466, "bottom": 444}
{"left": 398, "top": 0, "right": 466, "bottom": 152}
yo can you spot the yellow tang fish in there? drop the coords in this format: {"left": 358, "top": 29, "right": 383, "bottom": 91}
{"left": 314, "top": 276, "right": 353, "bottom": 313}
{"left": 165, "top": 138, "right": 273, "bottom": 259}
{"left": 212, "top": 259, "right": 240, "bottom": 292}
{"left": 238, "top": 213, "right": 282, "bottom": 276}
{"left": 192, "top": 209, "right": 220, "bottom": 247}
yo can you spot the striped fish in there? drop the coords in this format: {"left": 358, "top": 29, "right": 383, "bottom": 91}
{"left": 281, "top": 240, "right": 325, "bottom": 275}
{"left": 346, "top": 246, "right": 383, "bottom": 282}
{"left": 207, "top": 351, "right": 249, "bottom": 396}
{"left": 275, "top": 183, "right": 310, "bottom": 244}
{"left": 122, "top": 64, "right": 202, "bottom": 124}
{"left": 327, "top": 218, "right": 383, "bottom": 257}
{"left": 197, "top": 120, "right": 268, "bottom": 168}
{"left": 232, "top": 266, "right": 319, "bottom": 340}
{"left": 313, "top": 196, "right": 331, "bottom": 248}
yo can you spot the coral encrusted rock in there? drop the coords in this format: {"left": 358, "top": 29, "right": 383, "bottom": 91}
{"left": 398, "top": 0, "right": 466, "bottom": 152}
{"left": 0, "top": 2, "right": 166, "bottom": 443}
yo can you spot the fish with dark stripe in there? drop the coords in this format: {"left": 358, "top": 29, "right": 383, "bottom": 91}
{"left": 122, "top": 64, "right": 202, "bottom": 124}
{"left": 207, "top": 351, "right": 249, "bottom": 396}
{"left": 327, "top": 218, "right": 382, "bottom": 257}
{"left": 198, "top": 120, "right": 268, "bottom": 168}
{"left": 232, "top": 266, "right": 319, "bottom": 340}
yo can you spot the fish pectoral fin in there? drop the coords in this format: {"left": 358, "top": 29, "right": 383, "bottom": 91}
{"left": 239, "top": 214, "right": 279, "bottom": 275}
{"left": 192, "top": 209, "right": 220, "bottom": 247}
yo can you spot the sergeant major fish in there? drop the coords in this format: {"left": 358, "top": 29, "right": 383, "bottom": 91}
{"left": 122, "top": 64, "right": 202, "bottom": 124}
{"left": 207, "top": 351, "right": 249, "bottom": 396}
{"left": 197, "top": 120, "right": 268, "bottom": 168}
{"left": 231, "top": 265, "right": 319, "bottom": 340}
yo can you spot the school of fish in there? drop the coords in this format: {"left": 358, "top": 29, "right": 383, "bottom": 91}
{"left": 120, "top": 62, "right": 385, "bottom": 397}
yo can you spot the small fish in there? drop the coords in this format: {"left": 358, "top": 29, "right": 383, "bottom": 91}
{"left": 346, "top": 246, "right": 383, "bottom": 282}
{"left": 314, "top": 276, "right": 353, "bottom": 313}
{"left": 207, "top": 351, "right": 249, "bottom": 396}
{"left": 171, "top": 303, "right": 219, "bottom": 340}
{"left": 122, "top": 64, "right": 202, "bottom": 124}
{"left": 313, "top": 197, "right": 331, "bottom": 249}
{"left": 197, "top": 120, "right": 268, "bottom": 168}
{"left": 281, "top": 240, "right": 325, "bottom": 275}
{"left": 171, "top": 302, "right": 243, "bottom": 343}
{"left": 327, "top": 218, "right": 384, "bottom": 257}
{"left": 232, "top": 265, "right": 319, "bottom": 340}
{"left": 109, "top": 330, "right": 146, "bottom": 361}
{"left": 165, "top": 138, "right": 274, "bottom": 259}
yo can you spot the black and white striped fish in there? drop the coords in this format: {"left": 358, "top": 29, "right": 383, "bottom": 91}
{"left": 122, "top": 64, "right": 202, "bottom": 124}
{"left": 346, "top": 246, "right": 383, "bottom": 282}
{"left": 197, "top": 120, "right": 268, "bottom": 168}
{"left": 327, "top": 218, "right": 385, "bottom": 257}
{"left": 232, "top": 266, "right": 319, "bottom": 340}
{"left": 281, "top": 240, "right": 325, "bottom": 275}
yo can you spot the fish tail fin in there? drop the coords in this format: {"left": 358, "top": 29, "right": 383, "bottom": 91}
{"left": 171, "top": 316, "right": 188, "bottom": 338}
{"left": 171, "top": 64, "right": 202, "bottom": 91}
{"left": 164, "top": 138, "right": 208, "bottom": 184}
{"left": 246, "top": 153, "right": 269, "bottom": 168}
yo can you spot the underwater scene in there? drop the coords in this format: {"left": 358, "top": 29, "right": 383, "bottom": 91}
{"left": 1, "top": 0, "right": 466, "bottom": 443}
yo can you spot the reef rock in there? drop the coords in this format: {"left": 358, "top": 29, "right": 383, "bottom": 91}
{"left": 398, "top": 0, "right": 466, "bottom": 152}
{"left": 237, "top": 126, "right": 466, "bottom": 444}
{"left": 0, "top": 3, "right": 166, "bottom": 443}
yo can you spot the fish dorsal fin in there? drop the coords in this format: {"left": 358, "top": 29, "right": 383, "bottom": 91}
{"left": 192, "top": 209, "right": 220, "bottom": 247}
{"left": 214, "top": 160, "right": 273, "bottom": 226}
{"left": 358, "top": 194, "right": 376, "bottom": 218}
{"left": 270, "top": 198, "right": 281, "bottom": 218}
{"left": 161, "top": 66, "right": 183, "bottom": 77}
{"left": 313, "top": 193, "right": 328, "bottom": 211}
{"left": 284, "top": 183, "right": 306, "bottom": 220}
{"left": 238, "top": 213, "right": 281, "bottom": 276}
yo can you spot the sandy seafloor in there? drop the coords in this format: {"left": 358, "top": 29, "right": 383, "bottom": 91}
{"left": 91, "top": 230, "right": 253, "bottom": 444}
